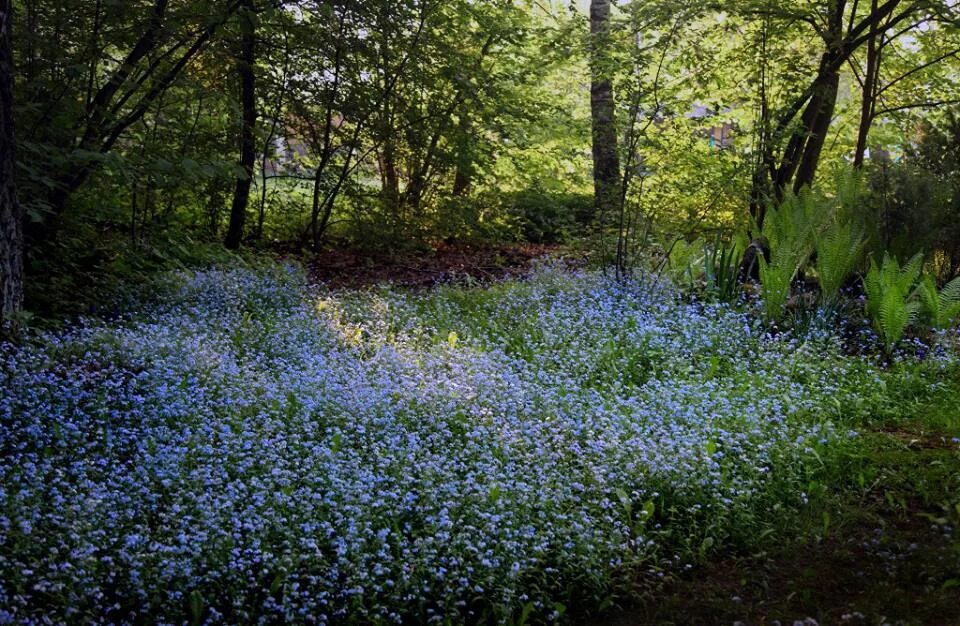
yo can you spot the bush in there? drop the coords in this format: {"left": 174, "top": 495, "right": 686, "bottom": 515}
{"left": 501, "top": 189, "right": 591, "bottom": 244}
{"left": 864, "top": 108, "right": 960, "bottom": 279}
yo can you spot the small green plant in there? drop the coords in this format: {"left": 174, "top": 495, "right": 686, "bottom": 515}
{"left": 758, "top": 242, "right": 807, "bottom": 321}
{"left": 756, "top": 170, "right": 873, "bottom": 320}
{"left": 916, "top": 273, "right": 960, "bottom": 330}
{"left": 703, "top": 236, "right": 743, "bottom": 302}
{"left": 663, "top": 236, "right": 703, "bottom": 285}
{"left": 814, "top": 220, "right": 866, "bottom": 303}
{"left": 864, "top": 252, "right": 924, "bottom": 350}
{"left": 756, "top": 187, "right": 832, "bottom": 320}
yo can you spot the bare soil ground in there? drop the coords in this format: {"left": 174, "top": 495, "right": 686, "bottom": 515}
{"left": 291, "top": 242, "right": 569, "bottom": 290}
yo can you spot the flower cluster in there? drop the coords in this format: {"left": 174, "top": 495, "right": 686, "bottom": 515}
{"left": 1, "top": 264, "right": 874, "bottom": 624}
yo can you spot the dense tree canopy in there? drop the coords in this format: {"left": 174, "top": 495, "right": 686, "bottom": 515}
{"left": 1, "top": 0, "right": 959, "bottom": 319}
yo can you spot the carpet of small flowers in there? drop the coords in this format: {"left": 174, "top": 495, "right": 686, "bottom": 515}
{"left": 0, "top": 264, "right": 884, "bottom": 624}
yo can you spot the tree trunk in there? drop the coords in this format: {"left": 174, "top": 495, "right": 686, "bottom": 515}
{"left": 0, "top": 0, "right": 23, "bottom": 327}
{"left": 772, "top": 0, "right": 846, "bottom": 197}
{"left": 589, "top": 0, "right": 621, "bottom": 222}
{"left": 380, "top": 140, "right": 401, "bottom": 218}
{"left": 791, "top": 62, "right": 840, "bottom": 192}
{"left": 854, "top": 0, "right": 880, "bottom": 168}
{"left": 452, "top": 115, "right": 472, "bottom": 197}
{"left": 225, "top": 0, "right": 256, "bottom": 249}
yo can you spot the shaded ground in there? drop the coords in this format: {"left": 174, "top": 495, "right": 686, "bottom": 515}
{"left": 589, "top": 420, "right": 960, "bottom": 626}
{"left": 293, "top": 242, "right": 568, "bottom": 289}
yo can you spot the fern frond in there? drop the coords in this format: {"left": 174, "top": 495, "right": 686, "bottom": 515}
{"left": 864, "top": 257, "right": 884, "bottom": 321}
{"left": 897, "top": 252, "right": 924, "bottom": 295}
{"left": 938, "top": 276, "right": 960, "bottom": 307}
{"left": 878, "top": 288, "right": 911, "bottom": 349}
{"left": 816, "top": 222, "right": 865, "bottom": 301}
{"left": 917, "top": 274, "right": 940, "bottom": 326}
{"left": 758, "top": 253, "right": 798, "bottom": 321}
{"left": 941, "top": 301, "right": 960, "bottom": 329}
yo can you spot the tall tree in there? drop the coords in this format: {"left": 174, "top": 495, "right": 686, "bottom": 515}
{"left": 0, "top": 0, "right": 22, "bottom": 327}
{"left": 854, "top": 0, "right": 881, "bottom": 168}
{"left": 779, "top": 0, "right": 846, "bottom": 195}
{"left": 589, "top": 0, "right": 621, "bottom": 221}
{"left": 225, "top": 0, "right": 257, "bottom": 249}
{"left": 738, "top": 0, "right": 933, "bottom": 223}
{"left": 852, "top": 2, "right": 960, "bottom": 167}
{"left": 17, "top": 0, "right": 243, "bottom": 238}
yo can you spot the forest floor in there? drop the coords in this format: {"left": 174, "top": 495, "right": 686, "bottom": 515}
{"left": 6, "top": 260, "right": 959, "bottom": 624}
{"left": 300, "top": 246, "right": 960, "bottom": 625}
{"left": 293, "top": 241, "right": 569, "bottom": 289}
{"left": 595, "top": 413, "right": 960, "bottom": 626}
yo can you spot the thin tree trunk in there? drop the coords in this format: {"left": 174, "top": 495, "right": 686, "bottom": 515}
{"left": 773, "top": 0, "right": 846, "bottom": 196}
{"left": 34, "top": 0, "right": 242, "bottom": 232}
{"left": 225, "top": 0, "right": 257, "bottom": 249}
{"left": 452, "top": 115, "right": 472, "bottom": 197}
{"left": 589, "top": 0, "right": 621, "bottom": 222}
{"left": 381, "top": 140, "right": 401, "bottom": 217}
{"left": 0, "top": 0, "right": 23, "bottom": 327}
{"left": 749, "top": 11, "right": 772, "bottom": 228}
{"left": 854, "top": 0, "right": 880, "bottom": 168}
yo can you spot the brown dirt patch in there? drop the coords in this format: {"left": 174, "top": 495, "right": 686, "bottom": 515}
{"left": 283, "top": 242, "right": 569, "bottom": 290}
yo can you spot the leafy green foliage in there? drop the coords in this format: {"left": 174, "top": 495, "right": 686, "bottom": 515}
{"left": 703, "top": 236, "right": 743, "bottom": 302}
{"left": 815, "top": 220, "right": 866, "bottom": 302}
{"left": 863, "top": 253, "right": 924, "bottom": 350}
{"left": 863, "top": 108, "right": 960, "bottom": 281}
{"left": 501, "top": 189, "right": 591, "bottom": 244}
{"left": 757, "top": 189, "right": 825, "bottom": 320}
{"left": 757, "top": 171, "right": 873, "bottom": 320}
{"left": 917, "top": 274, "right": 960, "bottom": 330}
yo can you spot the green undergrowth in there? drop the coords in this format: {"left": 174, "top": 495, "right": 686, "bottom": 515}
{"left": 596, "top": 358, "right": 960, "bottom": 626}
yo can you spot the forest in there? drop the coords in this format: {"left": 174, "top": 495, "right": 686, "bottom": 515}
{"left": 1, "top": 0, "right": 960, "bottom": 623}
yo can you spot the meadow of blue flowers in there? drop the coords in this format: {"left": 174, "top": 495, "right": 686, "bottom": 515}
{"left": 0, "top": 264, "right": 891, "bottom": 624}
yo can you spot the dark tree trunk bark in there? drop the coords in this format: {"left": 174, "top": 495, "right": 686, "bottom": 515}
{"left": 854, "top": 0, "right": 880, "bottom": 168}
{"left": 792, "top": 62, "right": 840, "bottom": 193}
{"left": 452, "top": 115, "right": 472, "bottom": 197}
{"left": 589, "top": 0, "right": 621, "bottom": 222}
{"left": 772, "top": 0, "right": 846, "bottom": 198}
{"left": 0, "top": 0, "right": 23, "bottom": 327}
{"left": 381, "top": 141, "right": 401, "bottom": 216}
{"left": 225, "top": 0, "right": 256, "bottom": 249}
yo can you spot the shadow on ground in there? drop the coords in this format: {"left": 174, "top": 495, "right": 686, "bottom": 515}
{"left": 587, "top": 422, "right": 960, "bottom": 626}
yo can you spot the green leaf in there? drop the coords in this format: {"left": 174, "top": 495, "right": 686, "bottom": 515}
{"left": 189, "top": 590, "right": 204, "bottom": 626}
{"left": 270, "top": 570, "right": 287, "bottom": 596}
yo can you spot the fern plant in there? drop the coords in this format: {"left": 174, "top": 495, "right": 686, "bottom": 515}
{"left": 863, "top": 252, "right": 924, "bottom": 350}
{"left": 815, "top": 221, "right": 866, "bottom": 303}
{"left": 916, "top": 274, "right": 960, "bottom": 330}
{"left": 758, "top": 241, "right": 809, "bottom": 321}
{"left": 756, "top": 193, "right": 824, "bottom": 321}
